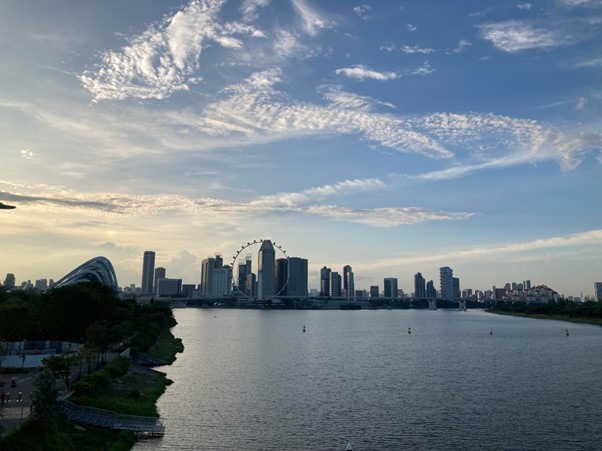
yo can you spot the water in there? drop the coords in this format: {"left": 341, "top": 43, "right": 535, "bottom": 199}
{"left": 135, "top": 309, "right": 602, "bottom": 450}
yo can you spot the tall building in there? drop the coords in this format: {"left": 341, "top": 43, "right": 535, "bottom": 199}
{"left": 200, "top": 257, "right": 217, "bottom": 297}
{"left": 523, "top": 280, "right": 531, "bottom": 290}
{"left": 329, "top": 272, "right": 342, "bottom": 297}
{"left": 595, "top": 282, "right": 602, "bottom": 302}
{"left": 343, "top": 265, "right": 354, "bottom": 299}
{"left": 440, "top": 266, "right": 454, "bottom": 300}
{"left": 257, "top": 240, "right": 275, "bottom": 300}
{"left": 288, "top": 257, "right": 308, "bottom": 297}
{"left": 238, "top": 259, "right": 252, "bottom": 293}
{"left": 453, "top": 277, "right": 460, "bottom": 300}
{"left": 320, "top": 266, "right": 331, "bottom": 297}
{"left": 141, "top": 251, "right": 156, "bottom": 295}
{"left": 426, "top": 280, "right": 437, "bottom": 298}
{"left": 154, "top": 267, "right": 166, "bottom": 295}
{"left": 370, "top": 285, "right": 379, "bottom": 298}
{"left": 213, "top": 266, "right": 232, "bottom": 297}
{"left": 414, "top": 272, "right": 426, "bottom": 299}
{"left": 384, "top": 278, "right": 398, "bottom": 298}
{"left": 3, "top": 273, "right": 15, "bottom": 288}
{"left": 246, "top": 273, "right": 256, "bottom": 297}
{"left": 275, "top": 258, "right": 288, "bottom": 295}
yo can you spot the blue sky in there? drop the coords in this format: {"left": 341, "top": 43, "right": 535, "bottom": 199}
{"left": 1, "top": 0, "right": 601, "bottom": 296}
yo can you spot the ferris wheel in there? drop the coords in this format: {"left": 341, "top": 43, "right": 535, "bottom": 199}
{"left": 230, "top": 239, "right": 289, "bottom": 300}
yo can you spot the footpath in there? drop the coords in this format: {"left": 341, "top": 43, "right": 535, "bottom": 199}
{"left": 0, "top": 372, "right": 35, "bottom": 436}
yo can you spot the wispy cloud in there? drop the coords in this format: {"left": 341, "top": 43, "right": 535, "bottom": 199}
{"left": 401, "top": 45, "right": 434, "bottom": 54}
{"left": 335, "top": 65, "right": 400, "bottom": 81}
{"left": 353, "top": 4, "right": 372, "bottom": 20}
{"left": 574, "top": 57, "right": 602, "bottom": 67}
{"left": 517, "top": 3, "right": 532, "bottom": 10}
{"left": 292, "top": 0, "right": 335, "bottom": 36}
{"left": 241, "top": 0, "right": 270, "bottom": 22}
{"left": 410, "top": 62, "right": 434, "bottom": 75}
{"left": 79, "top": 0, "right": 265, "bottom": 100}
{"left": 451, "top": 39, "right": 472, "bottom": 53}
{"left": 20, "top": 149, "right": 36, "bottom": 160}
{"left": 0, "top": 181, "right": 473, "bottom": 228}
{"left": 479, "top": 20, "right": 572, "bottom": 52}
{"left": 307, "top": 205, "right": 474, "bottom": 227}
{"left": 406, "top": 24, "right": 417, "bottom": 31}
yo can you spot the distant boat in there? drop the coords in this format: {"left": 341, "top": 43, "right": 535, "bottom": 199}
{"left": 345, "top": 441, "right": 353, "bottom": 451}
{"left": 0, "top": 202, "right": 16, "bottom": 209}
{"left": 566, "top": 329, "right": 569, "bottom": 336}
{"left": 408, "top": 327, "right": 411, "bottom": 334}
{"left": 490, "top": 328, "right": 493, "bottom": 335}
{"left": 303, "top": 325, "right": 306, "bottom": 333}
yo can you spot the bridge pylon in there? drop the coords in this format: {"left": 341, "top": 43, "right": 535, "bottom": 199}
{"left": 428, "top": 299, "right": 437, "bottom": 310}
{"left": 458, "top": 299, "right": 467, "bottom": 311}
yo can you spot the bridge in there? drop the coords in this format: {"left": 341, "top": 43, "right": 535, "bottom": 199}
{"left": 60, "top": 401, "right": 164, "bottom": 435}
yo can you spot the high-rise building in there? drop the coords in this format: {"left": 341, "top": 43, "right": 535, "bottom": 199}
{"left": 154, "top": 267, "right": 166, "bottom": 295}
{"left": 426, "top": 280, "right": 437, "bottom": 298}
{"left": 238, "top": 259, "right": 252, "bottom": 293}
{"left": 523, "top": 280, "right": 531, "bottom": 290}
{"left": 257, "top": 240, "right": 275, "bottom": 300}
{"left": 141, "top": 251, "right": 156, "bottom": 295}
{"left": 414, "top": 272, "right": 426, "bottom": 299}
{"left": 343, "top": 265, "right": 354, "bottom": 299}
{"left": 384, "top": 278, "right": 398, "bottom": 298}
{"left": 288, "top": 257, "right": 308, "bottom": 297}
{"left": 440, "top": 266, "right": 454, "bottom": 300}
{"left": 453, "top": 277, "right": 460, "bottom": 300}
{"left": 246, "top": 273, "right": 256, "bottom": 297}
{"left": 200, "top": 257, "right": 217, "bottom": 297}
{"left": 329, "top": 272, "right": 342, "bottom": 297}
{"left": 181, "top": 284, "right": 195, "bottom": 298}
{"left": 213, "top": 266, "right": 232, "bottom": 297}
{"left": 320, "top": 266, "right": 331, "bottom": 297}
{"left": 276, "top": 258, "right": 288, "bottom": 295}
{"left": 34, "top": 279, "right": 48, "bottom": 290}
{"left": 370, "top": 285, "right": 379, "bottom": 298}
{"left": 3, "top": 273, "right": 15, "bottom": 288}
{"left": 595, "top": 282, "right": 602, "bottom": 302}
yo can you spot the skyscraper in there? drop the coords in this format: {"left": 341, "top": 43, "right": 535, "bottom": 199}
{"left": 141, "top": 251, "right": 156, "bottom": 295}
{"left": 320, "top": 266, "right": 331, "bottom": 297}
{"left": 452, "top": 277, "right": 461, "bottom": 300}
{"left": 154, "top": 267, "right": 166, "bottom": 295}
{"left": 257, "top": 240, "right": 275, "bottom": 300}
{"left": 329, "top": 272, "right": 342, "bottom": 297}
{"left": 288, "top": 257, "right": 308, "bottom": 297}
{"left": 440, "top": 266, "right": 454, "bottom": 300}
{"left": 426, "top": 280, "right": 437, "bottom": 298}
{"left": 370, "top": 286, "right": 379, "bottom": 298}
{"left": 384, "top": 278, "right": 398, "bottom": 298}
{"left": 200, "top": 257, "right": 217, "bottom": 297}
{"left": 343, "top": 265, "right": 354, "bottom": 299}
{"left": 414, "top": 272, "right": 426, "bottom": 299}
{"left": 276, "top": 258, "right": 288, "bottom": 295}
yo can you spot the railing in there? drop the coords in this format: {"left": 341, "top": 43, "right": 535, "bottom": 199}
{"left": 60, "top": 401, "right": 164, "bottom": 434}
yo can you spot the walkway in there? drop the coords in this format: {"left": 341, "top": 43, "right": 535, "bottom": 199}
{"left": 61, "top": 401, "right": 164, "bottom": 434}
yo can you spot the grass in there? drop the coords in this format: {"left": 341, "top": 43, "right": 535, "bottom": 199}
{"left": 147, "top": 328, "right": 184, "bottom": 364}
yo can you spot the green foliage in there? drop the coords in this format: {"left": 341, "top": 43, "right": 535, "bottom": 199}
{"left": 31, "top": 369, "right": 60, "bottom": 421}
{"left": 491, "top": 300, "right": 602, "bottom": 320}
{"left": 42, "top": 354, "right": 76, "bottom": 380}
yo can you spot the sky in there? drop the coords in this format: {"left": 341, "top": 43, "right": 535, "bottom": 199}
{"left": 1, "top": 0, "right": 601, "bottom": 297}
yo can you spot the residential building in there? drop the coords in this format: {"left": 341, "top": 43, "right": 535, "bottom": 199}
{"left": 154, "top": 267, "right": 166, "bottom": 295}
{"left": 426, "top": 280, "right": 437, "bottom": 299}
{"left": 320, "top": 266, "right": 331, "bottom": 297}
{"left": 330, "top": 272, "right": 342, "bottom": 297}
{"left": 370, "top": 285, "right": 379, "bottom": 298}
{"left": 157, "top": 278, "right": 182, "bottom": 297}
{"left": 414, "top": 272, "right": 426, "bottom": 299}
{"left": 343, "top": 265, "right": 354, "bottom": 299}
{"left": 439, "top": 266, "right": 454, "bottom": 300}
{"left": 595, "top": 282, "right": 602, "bottom": 302}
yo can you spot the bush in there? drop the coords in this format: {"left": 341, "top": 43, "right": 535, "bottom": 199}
{"left": 72, "top": 380, "right": 97, "bottom": 396}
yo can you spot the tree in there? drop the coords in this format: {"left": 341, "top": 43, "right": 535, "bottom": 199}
{"left": 31, "top": 369, "right": 60, "bottom": 420}
{"left": 42, "top": 354, "right": 75, "bottom": 385}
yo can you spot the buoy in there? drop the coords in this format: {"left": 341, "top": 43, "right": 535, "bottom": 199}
{"left": 408, "top": 327, "right": 411, "bottom": 334}
{"left": 566, "top": 329, "right": 569, "bottom": 336}
{"left": 303, "top": 325, "right": 306, "bottom": 333}
{"left": 490, "top": 328, "right": 493, "bottom": 335}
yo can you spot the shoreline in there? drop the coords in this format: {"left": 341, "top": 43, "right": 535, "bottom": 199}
{"left": 488, "top": 309, "right": 602, "bottom": 326}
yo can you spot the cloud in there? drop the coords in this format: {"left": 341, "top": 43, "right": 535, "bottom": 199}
{"left": 241, "top": 0, "right": 270, "bottom": 22}
{"left": 79, "top": 0, "right": 265, "bottom": 100}
{"left": 353, "top": 4, "right": 372, "bottom": 20}
{"left": 0, "top": 180, "right": 472, "bottom": 228}
{"left": 517, "top": 3, "right": 532, "bottom": 10}
{"left": 307, "top": 205, "right": 474, "bottom": 227}
{"left": 574, "top": 57, "right": 602, "bottom": 67}
{"left": 20, "top": 149, "right": 36, "bottom": 160}
{"left": 406, "top": 24, "right": 417, "bottom": 31}
{"left": 401, "top": 45, "right": 434, "bottom": 54}
{"left": 335, "top": 65, "right": 400, "bottom": 81}
{"left": 410, "top": 62, "right": 434, "bottom": 75}
{"left": 452, "top": 39, "right": 472, "bottom": 53}
{"left": 322, "top": 88, "right": 395, "bottom": 111}
{"left": 380, "top": 43, "right": 396, "bottom": 52}
{"left": 292, "top": 0, "right": 335, "bottom": 36}
{"left": 479, "top": 20, "right": 570, "bottom": 52}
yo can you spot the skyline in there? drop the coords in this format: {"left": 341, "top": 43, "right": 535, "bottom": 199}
{"left": 1, "top": 0, "right": 601, "bottom": 297}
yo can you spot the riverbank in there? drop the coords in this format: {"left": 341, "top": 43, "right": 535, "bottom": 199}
{"left": 489, "top": 309, "right": 602, "bottom": 326}
{"left": 0, "top": 327, "right": 183, "bottom": 450}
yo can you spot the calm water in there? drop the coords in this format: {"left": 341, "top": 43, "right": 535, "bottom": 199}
{"left": 135, "top": 309, "right": 602, "bottom": 450}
